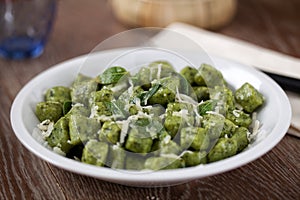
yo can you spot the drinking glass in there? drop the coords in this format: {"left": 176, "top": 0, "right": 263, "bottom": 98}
{"left": 0, "top": 0, "right": 57, "bottom": 60}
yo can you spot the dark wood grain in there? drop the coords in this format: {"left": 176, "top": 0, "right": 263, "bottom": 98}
{"left": 1, "top": 0, "right": 299, "bottom": 199}
{"left": 221, "top": 0, "right": 300, "bottom": 58}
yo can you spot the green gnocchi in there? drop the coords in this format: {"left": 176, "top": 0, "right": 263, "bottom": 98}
{"left": 35, "top": 61, "right": 264, "bottom": 170}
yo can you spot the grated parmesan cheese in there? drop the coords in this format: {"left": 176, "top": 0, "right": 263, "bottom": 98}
{"left": 180, "top": 94, "right": 198, "bottom": 105}
{"left": 248, "top": 120, "right": 260, "bottom": 142}
{"left": 146, "top": 126, "right": 159, "bottom": 139}
{"left": 206, "top": 111, "right": 225, "bottom": 118}
{"left": 119, "top": 120, "right": 129, "bottom": 144}
{"left": 160, "top": 153, "right": 179, "bottom": 159}
{"left": 128, "top": 79, "right": 134, "bottom": 96}
{"left": 162, "top": 134, "right": 171, "bottom": 144}
{"left": 157, "top": 63, "right": 162, "bottom": 80}
{"left": 90, "top": 105, "right": 99, "bottom": 118}
{"left": 53, "top": 147, "right": 66, "bottom": 156}
{"left": 175, "top": 86, "right": 198, "bottom": 105}
{"left": 247, "top": 112, "right": 261, "bottom": 142}
{"left": 37, "top": 119, "right": 54, "bottom": 138}
{"left": 233, "top": 110, "right": 241, "bottom": 117}
{"left": 193, "top": 105, "right": 202, "bottom": 127}
{"left": 235, "top": 103, "right": 243, "bottom": 110}
{"left": 179, "top": 150, "right": 193, "bottom": 157}
{"left": 111, "top": 82, "right": 127, "bottom": 93}
{"left": 135, "top": 97, "right": 142, "bottom": 110}
{"left": 32, "top": 127, "right": 50, "bottom": 147}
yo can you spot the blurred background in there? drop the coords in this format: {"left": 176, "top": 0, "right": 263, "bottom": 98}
{"left": 43, "top": 0, "right": 300, "bottom": 65}
{"left": 1, "top": 0, "right": 299, "bottom": 65}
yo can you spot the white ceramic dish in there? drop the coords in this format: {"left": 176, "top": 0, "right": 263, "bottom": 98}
{"left": 10, "top": 49, "right": 291, "bottom": 187}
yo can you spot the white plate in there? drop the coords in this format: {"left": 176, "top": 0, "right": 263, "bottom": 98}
{"left": 10, "top": 49, "right": 291, "bottom": 186}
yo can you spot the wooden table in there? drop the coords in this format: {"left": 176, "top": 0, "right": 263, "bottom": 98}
{"left": 1, "top": 0, "right": 299, "bottom": 199}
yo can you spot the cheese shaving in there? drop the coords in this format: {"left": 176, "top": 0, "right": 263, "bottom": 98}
{"left": 127, "top": 79, "right": 134, "bottom": 97}
{"left": 53, "top": 147, "right": 66, "bottom": 156}
{"left": 111, "top": 82, "right": 127, "bottom": 93}
{"left": 157, "top": 63, "right": 162, "bottom": 80}
{"left": 119, "top": 120, "right": 129, "bottom": 144}
{"left": 37, "top": 119, "right": 54, "bottom": 138}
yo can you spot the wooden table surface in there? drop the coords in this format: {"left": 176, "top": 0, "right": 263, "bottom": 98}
{"left": 1, "top": 0, "right": 299, "bottom": 199}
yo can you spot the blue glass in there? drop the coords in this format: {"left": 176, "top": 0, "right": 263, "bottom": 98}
{"left": 0, "top": 0, "right": 57, "bottom": 60}
{"left": 0, "top": 36, "right": 45, "bottom": 59}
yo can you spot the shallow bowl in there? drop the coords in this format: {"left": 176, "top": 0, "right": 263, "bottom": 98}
{"left": 10, "top": 49, "right": 291, "bottom": 187}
